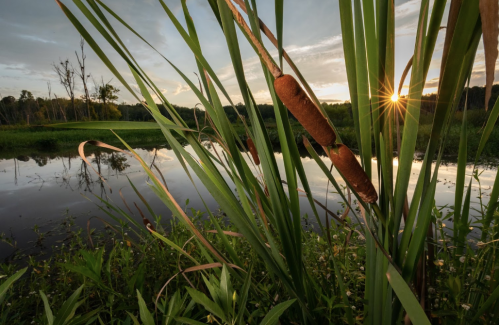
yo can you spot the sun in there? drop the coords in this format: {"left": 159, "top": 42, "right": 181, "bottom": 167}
{"left": 391, "top": 93, "right": 399, "bottom": 102}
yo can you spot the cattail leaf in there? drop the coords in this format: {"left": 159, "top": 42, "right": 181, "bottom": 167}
{"left": 472, "top": 283, "right": 499, "bottom": 322}
{"left": 423, "top": 0, "right": 447, "bottom": 80}
{"left": 338, "top": 0, "right": 360, "bottom": 149}
{"left": 453, "top": 85, "right": 470, "bottom": 235}
{"left": 275, "top": 0, "right": 284, "bottom": 70}
{"left": 479, "top": 0, "right": 499, "bottom": 110}
{"left": 386, "top": 265, "right": 431, "bottom": 325}
{"left": 353, "top": 0, "right": 372, "bottom": 177}
{"left": 392, "top": 0, "right": 428, "bottom": 245}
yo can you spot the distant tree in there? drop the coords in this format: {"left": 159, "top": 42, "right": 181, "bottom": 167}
{"left": 95, "top": 80, "right": 120, "bottom": 120}
{"left": 98, "top": 83, "right": 119, "bottom": 105}
{"left": 19, "top": 90, "right": 34, "bottom": 102}
{"left": 18, "top": 90, "right": 35, "bottom": 124}
{"left": 0, "top": 94, "right": 13, "bottom": 125}
{"left": 1, "top": 96, "right": 16, "bottom": 105}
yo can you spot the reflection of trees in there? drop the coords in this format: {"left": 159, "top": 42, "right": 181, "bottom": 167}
{"left": 89, "top": 151, "right": 109, "bottom": 199}
{"left": 31, "top": 155, "right": 48, "bottom": 167}
{"left": 77, "top": 160, "right": 93, "bottom": 192}
{"left": 103, "top": 152, "right": 130, "bottom": 173}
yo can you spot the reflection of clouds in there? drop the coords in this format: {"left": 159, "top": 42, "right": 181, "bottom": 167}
{"left": 155, "top": 150, "right": 175, "bottom": 162}
{"left": 395, "top": 0, "right": 422, "bottom": 20}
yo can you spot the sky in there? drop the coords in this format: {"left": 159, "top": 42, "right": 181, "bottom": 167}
{"left": 0, "top": 0, "right": 495, "bottom": 107}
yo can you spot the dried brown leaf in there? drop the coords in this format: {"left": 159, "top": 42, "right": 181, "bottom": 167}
{"left": 480, "top": 0, "right": 499, "bottom": 110}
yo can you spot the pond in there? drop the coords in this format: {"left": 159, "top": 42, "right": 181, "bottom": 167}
{"left": 0, "top": 143, "right": 497, "bottom": 262}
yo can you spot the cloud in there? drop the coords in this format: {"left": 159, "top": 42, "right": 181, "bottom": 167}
{"left": 425, "top": 78, "right": 440, "bottom": 88}
{"left": 173, "top": 83, "right": 190, "bottom": 95}
{"left": 1, "top": 0, "right": 498, "bottom": 108}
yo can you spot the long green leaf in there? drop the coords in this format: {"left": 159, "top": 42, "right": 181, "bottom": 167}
{"left": 0, "top": 267, "right": 27, "bottom": 305}
{"left": 54, "top": 285, "right": 84, "bottom": 325}
{"left": 386, "top": 265, "right": 430, "bottom": 325}
{"left": 185, "top": 287, "right": 227, "bottom": 322}
{"left": 275, "top": 0, "right": 283, "bottom": 70}
{"left": 39, "top": 290, "right": 55, "bottom": 325}
{"left": 259, "top": 299, "right": 296, "bottom": 325}
{"left": 136, "top": 290, "right": 155, "bottom": 325}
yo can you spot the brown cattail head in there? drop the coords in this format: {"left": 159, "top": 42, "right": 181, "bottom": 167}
{"left": 264, "top": 184, "right": 269, "bottom": 197}
{"left": 329, "top": 144, "right": 377, "bottom": 204}
{"left": 143, "top": 217, "right": 156, "bottom": 231}
{"left": 247, "top": 138, "right": 260, "bottom": 165}
{"left": 274, "top": 74, "right": 336, "bottom": 146}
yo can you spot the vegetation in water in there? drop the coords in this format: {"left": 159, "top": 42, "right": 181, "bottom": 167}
{"left": 1, "top": 204, "right": 498, "bottom": 324}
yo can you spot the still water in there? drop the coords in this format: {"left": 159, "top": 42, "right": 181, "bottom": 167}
{"left": 0, "top": 143, "right": 497, "bottom": 261}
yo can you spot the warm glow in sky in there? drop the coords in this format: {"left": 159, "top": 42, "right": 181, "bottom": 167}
{"left": 0, "top": 0, "right": 496, "bottom": 107}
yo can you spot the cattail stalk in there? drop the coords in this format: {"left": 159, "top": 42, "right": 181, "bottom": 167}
{"left": 222, "top": 0, "right": 281, "bottom": 78}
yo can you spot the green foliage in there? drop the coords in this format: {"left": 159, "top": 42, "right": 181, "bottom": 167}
{"left": 0, "top": 267, "right": 27, "bottom": 305}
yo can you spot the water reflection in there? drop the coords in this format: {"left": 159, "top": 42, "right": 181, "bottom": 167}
{"left": 0, "top": 144, "right": 497, "bottom": 262}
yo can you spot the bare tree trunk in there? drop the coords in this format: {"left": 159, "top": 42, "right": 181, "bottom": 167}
{"left": 75, "top": 37, "right": 91, "bottom": 120}
{"left": 53, "top": 59, "right": 77, "bottom": 121}
{"left": 54, "top": 94, "right": 67, "bottom": 122}
{"left": 47, "top": 81, "right": 57, "bottom": 121}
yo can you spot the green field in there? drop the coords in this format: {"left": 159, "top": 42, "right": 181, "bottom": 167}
{"left": 2, "top": 123, "right": 498, "bottom": 162}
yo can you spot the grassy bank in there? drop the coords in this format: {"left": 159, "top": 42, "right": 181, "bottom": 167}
{"left": 0, "top": 126, "right": 167, "bottom": 151}
{"left": 2, "top": 124, "right": 499, "bottom": 161}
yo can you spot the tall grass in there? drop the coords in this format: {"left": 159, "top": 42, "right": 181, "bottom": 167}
{"left": 51, "top": 0, "right": 499, "bottom": 323}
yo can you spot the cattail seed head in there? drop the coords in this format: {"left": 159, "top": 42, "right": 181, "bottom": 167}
{"left": 264, "top": 184, "right": 269, "bottom": 197}
{"left": 329, "top": 144, "right": 377, "bottom": 203}
{"left": 274, "top": 74, "right": 336, "bottom": 146}
{"left": 247, "top": 138, "right": 260, "bottom": 165}
{"left": 143, "top": 217, "right": 156, "bottom": 231}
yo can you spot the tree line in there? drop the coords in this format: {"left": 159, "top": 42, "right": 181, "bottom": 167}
{"left": 1, "top": 34, "right": 497, "bottom": 128}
